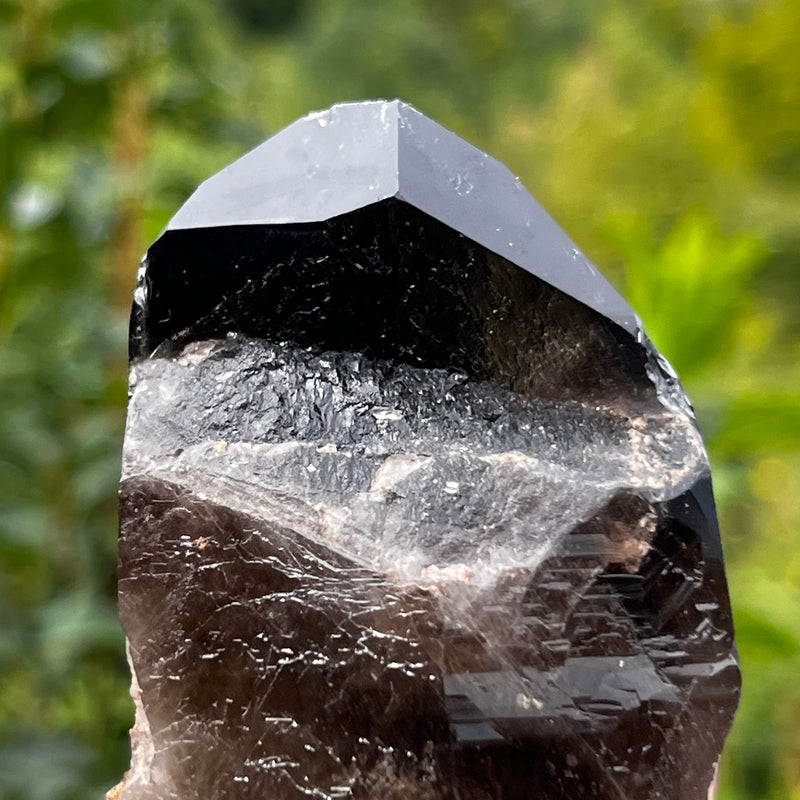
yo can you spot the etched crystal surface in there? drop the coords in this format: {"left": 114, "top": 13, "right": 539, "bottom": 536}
{"left": 110, "top": 101, "right": 740, "bottom": 800}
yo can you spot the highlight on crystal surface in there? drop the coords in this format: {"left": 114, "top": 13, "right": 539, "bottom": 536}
{"left": 109, "top": 100, "right": 740, "bottom": 800}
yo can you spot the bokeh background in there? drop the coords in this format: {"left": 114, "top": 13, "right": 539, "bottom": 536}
{"left": 1, "top": 1, "right": 798, "bottom": 798}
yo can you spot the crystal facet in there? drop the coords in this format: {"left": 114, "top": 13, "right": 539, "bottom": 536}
{"left": 110, "top": 100, "right": 740, "bottom": 800}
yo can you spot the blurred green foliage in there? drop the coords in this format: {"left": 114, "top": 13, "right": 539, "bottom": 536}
{"left": 0, "top": 0, "right": 798, "bottom": 797}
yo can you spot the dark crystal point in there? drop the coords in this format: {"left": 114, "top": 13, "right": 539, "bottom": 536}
{"left": 111, "top": 101, "right": 740, "bottom": 800}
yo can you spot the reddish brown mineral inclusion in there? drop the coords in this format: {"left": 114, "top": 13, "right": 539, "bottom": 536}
{"left": 110, "top": 101, "right": 740, "bottom": 800}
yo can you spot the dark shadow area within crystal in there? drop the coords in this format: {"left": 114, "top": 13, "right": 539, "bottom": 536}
{"left": 118, "top": 473, "right": 737, "bottom": 800}
{"left": 134, "top": 200, "right": 656, "bottom": 409}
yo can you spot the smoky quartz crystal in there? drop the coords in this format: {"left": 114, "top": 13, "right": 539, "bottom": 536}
{"left": 109, "top": 100, "right": 740, "bottom": 800}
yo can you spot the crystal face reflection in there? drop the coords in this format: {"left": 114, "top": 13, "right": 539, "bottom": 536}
{"left": 110, "top": 101, "right": 740, "bottom": 800}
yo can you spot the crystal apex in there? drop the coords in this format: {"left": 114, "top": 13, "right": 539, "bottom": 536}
{"left": 159, "top": 99, "right": 638, "bottom": 336}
